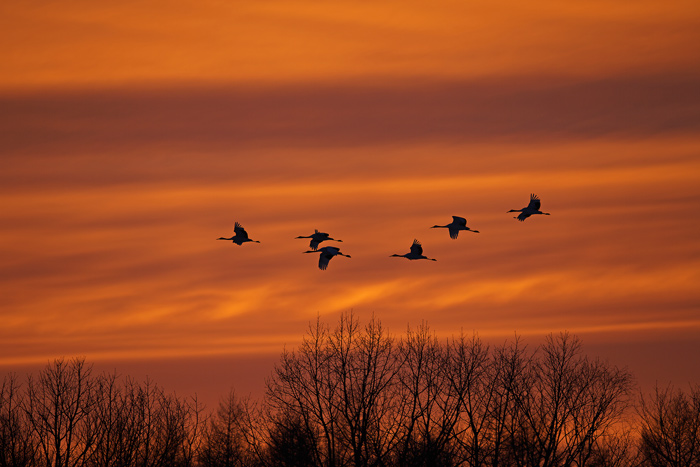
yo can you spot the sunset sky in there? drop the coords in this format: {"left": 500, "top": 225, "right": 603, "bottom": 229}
{"left": 2, "top": 0, "right": 699, "bottom": 407}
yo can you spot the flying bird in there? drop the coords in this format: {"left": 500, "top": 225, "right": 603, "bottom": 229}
{"left": 304, "top": 246, "right": 351, "bottom": 270}
{"left": 508, "top": 194, "right": 551, "bottom": 221}
{"left": 217, "top": 222, "right": 260, "bottom": 245}
{"left": 391, "top": 239, "right": 437, "bottom": 261}
{"left": 432, "top": 216, "right": 480, "bottom": 239}
{"left": 295, "top": 230, "right": 343, "bottom": 251}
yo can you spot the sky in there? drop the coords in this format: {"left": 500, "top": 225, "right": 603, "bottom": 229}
{"left": 2, "top": 0, "right": 700, "bottom": 407}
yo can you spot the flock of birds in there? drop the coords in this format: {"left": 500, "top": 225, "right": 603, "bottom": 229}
{"left": 218, "top": 194, "right": 551, "bottom": 270}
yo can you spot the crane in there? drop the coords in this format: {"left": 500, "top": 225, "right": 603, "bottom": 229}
{"left": 431, "top": 216, "right": 480, "bottom": 238}
{"left": 217, "top": 222, "right": 260, "bottom": 245}
{"left": 508, "top": 194, "right": 551, "bottom": 221}
{"left": 295, "top": 230, "right": 343, "bottom": 251}
{"left": 391, "top": 239, "right": 436, "bottom": 261}
{"left": 303, "top": 246, "right": 351, "bottom": 270}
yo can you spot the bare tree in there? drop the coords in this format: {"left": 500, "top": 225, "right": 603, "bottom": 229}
{"left": 266, "top": 412, "right": 318, "bottom": 467}
{"left": 444, "top": 332, "right": 496, "bottom": 467}
{"left": 23, "top": 358, "right": 98, "bottom": 467}
{"left": 266, "top": 312, "right": 402, "bottom": 467}
{"left": 199, "top": 390, "right": 252, "bottom": 467}
{"left": 394, "top": 323, "right": 456, "bottom": 467}
{"left": 2, "top": 319, "right": 643, "bottom": 467}
{"left": 328, "top": 312, "right": 401, "bottom": 467}
{"left": 145, "top": 386, "right": 200, "bottom": 467}
{"left": 102, "top": 376, "right": 203, "bottom": 467}
{"left": 87, "top": 372, "right": 141, "bottom": 467}
{"left": 506, "top": 333, "right": 634, "bottom": 467}
{"left": 1, "top": 373, "right": 37, "bottom": 467}
{"left": 638, "top": 384, "right": 700, "bottom": 467}
{"left": 485, "top": 336, "right": 530, "bottom": 467}
{"left": 266, "top": 315, "right": 340, "bottom": 467}
{"left": 583, "top": 427, "right": 641, "bottom": 467}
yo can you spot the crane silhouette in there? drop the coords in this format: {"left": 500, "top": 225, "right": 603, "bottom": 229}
{"left": 303, "top": 246, "right": 351, "bottom": 270}
{"left": 295, "top": 230, "right": 343, "bottom": 251}
{"left": 391, "top": 239, "right": 437, "bottom": 261}
{"left": 508, "top": 194, "right": 551, "bottom": 221}
{"left": 217, "top": 222, "right": 260, "bottom": 245}
{"left": 431, "top": 216, "right": 480, "bottom": 239}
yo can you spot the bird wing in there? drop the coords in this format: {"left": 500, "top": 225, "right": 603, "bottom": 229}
{"left": 452, "top": 216, "right": 467, "bottom": 226}
{"left": 234, "top": 222, "right": 250, "bottom": 239}
{"left": 410, "top": 239, "right": 423, "bottom": 255}
{"left": 318, "top": 252, "right": 332, "bottom": 270}
{"left": 527, "top": 194, "right": 541, "bottom": 211}
{"left": 517, "top": 212, "right": 531, "bottom": 222}
{"left": 309, "top": 239, "right": 320, "bottom": 250}
{"left": 448, "top": 227, "right": 459, "bottom": 239}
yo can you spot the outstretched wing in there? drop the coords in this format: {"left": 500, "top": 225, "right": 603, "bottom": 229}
{"left": 527, "top": 194, "right": 541, "bottom": 211}
{"left": 410, "top": 239, "right": 423, "bottom": 256}
{"left": 452, "top": 216, "right": 467, "bottom": 227}
{"left": 234, "top": 222, "right": 250, "bottom": 239}
{"left": 309, "top": 239, "right": 320, "bottom": 250}
{"left": 448, "top": 227, "right": 460, "bottom": 239}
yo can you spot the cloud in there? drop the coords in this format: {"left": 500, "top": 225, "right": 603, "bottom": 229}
{"left": 2, "top": 73, "right": 700, "bottom": 159}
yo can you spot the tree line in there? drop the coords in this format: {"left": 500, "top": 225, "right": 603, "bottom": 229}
{"left": 1, "top": 312, "right": 699, "bottom": 467}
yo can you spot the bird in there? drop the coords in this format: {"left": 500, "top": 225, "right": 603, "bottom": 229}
{"left": 217, "top": 222, "right": 260, "bottom": 245}
{"left": 431, "top": 216, "right": 480, "bottom": 239}
{"left": 295, "top": 230, "right": 343, "bottom": 251}
{"left": 508, "top": 194, "right": 551, "bottom": 221}
{"left": 391, "top": 239, "right": 437, "bottom": 261}
{"left": 303, "top": 246, "right": 351, "bottom": 270}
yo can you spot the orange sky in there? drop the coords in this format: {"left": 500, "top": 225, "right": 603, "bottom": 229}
{"left": 1, "top": 0, "right": 700, "bottom": 407}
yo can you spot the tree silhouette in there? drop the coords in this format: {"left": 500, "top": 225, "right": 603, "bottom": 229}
{"left": 23, "top": 358, "right": 98, "bottom": 467}
{"left": 266, "top": 413, "right": 317, "bottom": 467}
{"left": 3, "top": 315, "right": 696, "bottom": 467}
{"left": 199, "top": 390, "right": 254, "bottom": 467}
{"left": 505, "top": 333, "right": 633, "bottom": 467}
{"left": 638, "top": 384, "right": 700, "bottom": 467}
{"left": 266, "top": 312, "right": 401, "bottom": 467}
{"left": 1, "top": 373, "right": 37, "bottom": 467}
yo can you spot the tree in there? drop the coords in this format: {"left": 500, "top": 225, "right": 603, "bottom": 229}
{"left": 265, "top": 312, "right": 401, "bottom": 467}
{"left": 266, "top": 412, "right": 318, "bottom": 467}
{"left": 394, "top": 323, "right": 456, "bottom": 467}
{"left": 133, "top": 379, "right": 203, "bottom": 467}
{"left": 199, "top": 390, "right": 252, "bottom": 467}
{"left": 0, "top": 373, "right": 37, "bottom": 467}
{"left": 87, "top": 373, "right": 142, "bottom": 467}
{"left": 328, "top": 312, "right": 401, "bottom": 467}
{"left": 265, "top": 315, "right": 340, "bottom": 467}
{"left": 638, "top": 384, "right": 700, "bottom": 467}
{"left": 443, "top": 332, "right": 496, "bottom": 467}
{"left": 23, "top": 358, "right": 98, "bottom": 467}
{"left": 505, "top": 333, "right": 634, "bottom": 467}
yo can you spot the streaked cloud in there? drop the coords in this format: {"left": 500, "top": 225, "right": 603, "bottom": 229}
{"left": 2, "top": 0, "right": 699, "bottom": 88}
